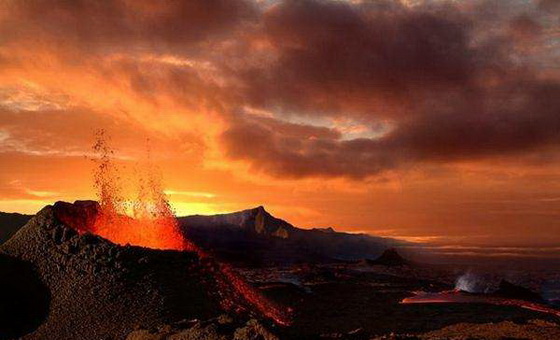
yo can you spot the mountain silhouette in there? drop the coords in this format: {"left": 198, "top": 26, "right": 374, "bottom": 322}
{"left": 365, "top": 248, "right": 410, "bottom": 267}
{"left": 183, "top": 206, "right": 294, "bottom": 239}
{"left": 179, "top": 206, "right": 403, "bottom": 266}
{"left": 0, "top": 212, "right": 32, "bottom": 244}
{"left": 494, "top": 280, "right": 544, "bottom": 302}
{"left": 0, "top": 204, "right": 405, "bottom": 268}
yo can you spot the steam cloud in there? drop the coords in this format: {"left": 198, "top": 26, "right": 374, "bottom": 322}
{"left": 455, "top": 271, "right": 494, "bottom": 294}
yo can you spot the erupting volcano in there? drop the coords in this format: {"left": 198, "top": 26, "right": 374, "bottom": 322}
{"left": 3, "top": 0, "right": 560, "bottom": 337}
{"left": 55, "top": 131, "right": 291, "bottom": 327}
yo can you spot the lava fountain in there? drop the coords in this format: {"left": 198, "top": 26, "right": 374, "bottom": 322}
{"left": 62, "top": 130, "right": 292, "bottom": 326}
{"left": 90, "top": 130, "right": 192, "bottom": 251}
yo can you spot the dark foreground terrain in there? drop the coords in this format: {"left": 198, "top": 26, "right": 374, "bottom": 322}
{"left": 0, "top": 202, "right": 559, "bottom": 339}
{"left": 0, "top": 202, "right": 281, "bottom": 339}
{"left": 238, "top": 263, "right": 560, "bottom": 339}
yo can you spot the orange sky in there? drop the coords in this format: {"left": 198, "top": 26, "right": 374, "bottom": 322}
{"left": 0, "top": 0, "right": 559, "bottom": 253}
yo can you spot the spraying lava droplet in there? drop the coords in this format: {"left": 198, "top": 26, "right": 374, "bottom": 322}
{"left": 68, "top": 130, "right": 292, "bottom": 325}
{"left": 90, "top": 130, "right": 193, "bottom": 251}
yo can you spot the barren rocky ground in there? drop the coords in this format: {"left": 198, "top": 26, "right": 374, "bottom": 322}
{"left": 0, "top": 202, "right": 558, "bottom": 339}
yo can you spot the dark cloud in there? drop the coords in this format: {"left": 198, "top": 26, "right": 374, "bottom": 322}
{"left": 0, "top": 0, "right": 257, "bottom": 54}
{"left": 221, "top": 0, "right": 560, "bottom": 179}
{"left": 389, "top": 80, "right": 560, "bottom": 160}
{"left": 223, "top": 76, "right": 560, "bottom": 179}
{"left": 222, "top": 116, "right": 396, "bottom": 179}
{"left": 240, "top": 0, "right": 484, "bottom": 117}
{"left": 1, "top": 0, "right": 558, "bottom": 180}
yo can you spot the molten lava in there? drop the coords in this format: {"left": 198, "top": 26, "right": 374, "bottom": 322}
{"left": 90, "top": 130, "right": 192, "bottom": 251}
{"left": 92, "top": 213, "right": 186, "bottom": 250}
{"left": 401, "top": 290, "right": 560, "bottom": 318}
{"left": 65, "top": 131, "right": 292, "bottom": 326}
{"left": 217, "top": 263, "right": 292, "bottom": 326}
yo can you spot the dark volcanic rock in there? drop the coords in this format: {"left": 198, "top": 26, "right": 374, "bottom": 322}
{"left": 418, "top": 319, "right": 560, "bottom": 340}
{"left": 366, "top": 248, "right": 410, "bottom": 267}
{"left": 0, "top": 212, "right": 32, "bottom": 244}
{"left": 126, "top": 316, "right": 279, "bottom": 340}
{"left": 0, "top": 202, "right": 240, "bottom": 339}
{"left": 494, "top": 280, "right": 544, "bottom": 302}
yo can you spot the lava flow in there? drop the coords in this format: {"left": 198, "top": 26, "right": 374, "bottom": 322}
{"left": 58, "top": 131, "right": 292, "bottom": 326}
{"left": 401, "top": 290, "right": 560, "bottom": 318}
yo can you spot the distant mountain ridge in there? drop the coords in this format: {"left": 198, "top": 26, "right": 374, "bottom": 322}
{"left": 364, "top": 248, "right": 411, "bottom": 267}
{"left": 179, "top": 206, "right": 406, "bottom": 266}
{"left": 183, "top": 206, "right": 294, "bottom": 239}
{"left": 0, "top": 212, "right": 33, "bottom": 244}
{"left": 0, "top": 206, "right": 406, "bottom": 266}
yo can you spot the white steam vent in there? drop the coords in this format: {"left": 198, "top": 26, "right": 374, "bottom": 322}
{"left": 455, "top": 272, "right": 493, "bottom": 293}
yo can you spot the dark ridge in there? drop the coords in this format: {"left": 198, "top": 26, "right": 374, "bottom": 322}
{"left": 494, "top": 280, "right": 544, "bottom": 303}
{"left": 0, "top": 212, "right": 33, "bottom": 244}
{"left": 366, "top": 248, "right": 410, "bottom": 267}
{"left": 311, "top": 227, "right": 336, "bottom": 233}
{"left": 3, "top": 205, "right": 407, "bottom": 268}
{"left": 182, "top": 206, "right": 295, "bottom": 238}
{"left": 179, "top": 207, "right": 402, "bottom": 266}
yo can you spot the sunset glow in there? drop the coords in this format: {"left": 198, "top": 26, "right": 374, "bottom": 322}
{"left": 0, "top": 0, "right": 559, "bottom": 257}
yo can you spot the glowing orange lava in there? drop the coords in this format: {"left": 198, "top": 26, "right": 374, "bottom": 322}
{"left": 90, "top": 130, "right": 194, "bottom": 251}
{"left": 217, "top": 262, "right": 292, "bottom": 326}
{"left": 83, "top": 130, "right": 292, "bottom": 325}
{"left": 401, "top": 290, "right": 560, "bottom": 318}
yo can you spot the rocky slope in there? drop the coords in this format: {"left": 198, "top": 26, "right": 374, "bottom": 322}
{"left": 0, "top": 202, "right": 277, "bottom": 339}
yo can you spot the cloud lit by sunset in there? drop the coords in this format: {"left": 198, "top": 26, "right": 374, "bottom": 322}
{"left": 0, "top": 0, "right": 559, "bottom": 257}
